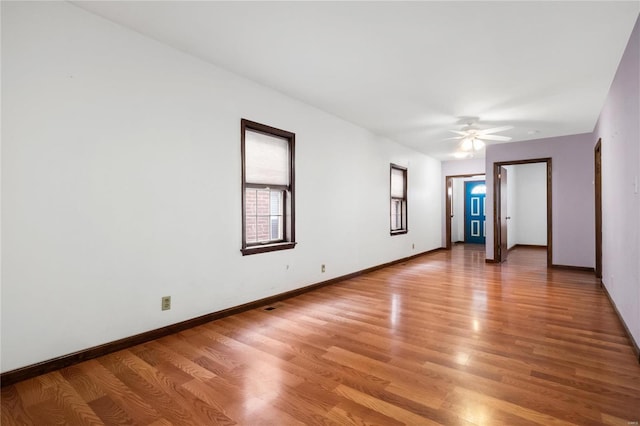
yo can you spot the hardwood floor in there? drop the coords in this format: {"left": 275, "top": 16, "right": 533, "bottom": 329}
{"left": 2, "top": 245, "right": 639, "bottom": 425}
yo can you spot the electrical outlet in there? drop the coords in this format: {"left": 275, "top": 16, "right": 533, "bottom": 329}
{"left": 321, "top": 264, "right": 326, "bottom": 273}
{"left": 161, "top": 296, "right": 171, "bottom": 311}
{"left": 412, "top": 243, "right": 415, "bottom": 249}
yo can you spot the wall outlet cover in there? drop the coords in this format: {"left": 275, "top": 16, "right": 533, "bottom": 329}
{"left": 161, "top": 296, "right": 171, "bottom": 311}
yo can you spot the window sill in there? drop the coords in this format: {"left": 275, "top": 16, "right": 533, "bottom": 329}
{"left": 241, "top": 242, "right": 297, "bottom": 256}
{"left": 390, "top": 230, "right": 408, "bottom": 236}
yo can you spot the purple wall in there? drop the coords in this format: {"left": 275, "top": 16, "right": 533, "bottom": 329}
{"left": 593, "top": 15, "right": 639, "bottom": 348}
{"left": 484, "top": 133, "right": 596, "bottom": 267}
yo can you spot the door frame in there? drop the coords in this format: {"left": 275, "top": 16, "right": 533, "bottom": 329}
{"left": 498, "top": 166, "right": 509, "bottom": 262}
{"left": 445, "top": 173, "right": 484, "bottom": 249}
{"left": 594, "top": 138, "right": 602, "bottom": 278}
{"left": 492, "top": 158, "right": 552, "bottom": 267}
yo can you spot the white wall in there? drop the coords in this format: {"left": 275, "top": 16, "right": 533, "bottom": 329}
{"left": 451, "top": 178, "right": 464, "bottom": 242}
{"left": 485, "top": 133, "right": 594, "bottom": 267}
{"left": 1, "top": 2, "right": 442, "bottom": 372}
{"left": 514, "top": 163, "right": 547, "bottom": 246}
{"left": 593, "top": 16, "right": 639, "bottom": 347}
{"left": 503, "top": 163, "right": 548, "bottom": 249}
{"left": 505, "top": 165, "right": 518, "bottom": 249}
{"left": 441, "top": 158, "right": 485, "bottom": 177}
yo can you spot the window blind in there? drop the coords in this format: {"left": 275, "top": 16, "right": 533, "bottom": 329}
{"left": 245, "top": 130, "right": 289, "bottom": 185}
{"left": 391, "top": 168, "right": 405, "bottom": 198}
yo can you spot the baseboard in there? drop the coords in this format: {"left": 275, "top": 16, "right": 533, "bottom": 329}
{"left": 485, "top": 258, "right": 499, "bottom": 263}
{"left": 551, "top": 264, "right": 595, "bottom": 273}
{"left": 509, "top": 244, "right": 547, "bottom": 252}
{"left": 0, "top": 247, "right": 444, "bottom": 387}
{"left": 600, "top": 280, "right": 640, "bottom": 363}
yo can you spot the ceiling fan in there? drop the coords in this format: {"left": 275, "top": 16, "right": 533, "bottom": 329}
{"left": 447, "top": 123, "right": 513, "bottom": 151}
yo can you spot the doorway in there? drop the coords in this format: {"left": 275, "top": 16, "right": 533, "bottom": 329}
{"left": 445, "top": 174, "right": 485, "bottom": 249}
{"left": 492, "top": 158, "right": 552, "bottom": 266}
{"left": 595, "top": 139, "right": 602, "bottom": 278}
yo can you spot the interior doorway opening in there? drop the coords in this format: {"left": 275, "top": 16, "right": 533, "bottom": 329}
{"left": 445, "top": 174, "right": 486, "bottom": 249}
{"left": 492, "top": 158, "right": 552, "bottom": 267}
{"left": 594, "top": 139, "right": 602, "bottom": 278}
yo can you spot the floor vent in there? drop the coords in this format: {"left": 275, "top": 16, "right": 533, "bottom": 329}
{"left": 264, "top": 306, "right": 276, "bottom": 311}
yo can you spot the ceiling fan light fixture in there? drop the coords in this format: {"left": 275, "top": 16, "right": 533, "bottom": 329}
{"left": 448, "top": 121, "right": 511, "bottom": 157}
{"left": 473, "top": 139, "right": 485, "bottom": 150}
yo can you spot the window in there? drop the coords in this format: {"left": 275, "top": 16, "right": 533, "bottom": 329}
{"left": 471, "top": 183, "right": 486, "bottom": 195}
{"left": 241, "top": 119, "right": 295, "bottom": 255}
{"left": 390, "top": 164, "right": 407, "bottom": 235}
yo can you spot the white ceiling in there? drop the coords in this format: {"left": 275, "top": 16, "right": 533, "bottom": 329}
{"left": 73, "top": 1, "right": 639, "bottom": 160}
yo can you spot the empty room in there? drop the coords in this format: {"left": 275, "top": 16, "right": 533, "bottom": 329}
{"left": 2, "top": 1, "right": 639, "bottom": 425}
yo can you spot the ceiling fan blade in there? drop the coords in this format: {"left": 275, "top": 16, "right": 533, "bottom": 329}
{"left": 479, "top": 134, "right": 512, "bottom": 141}
{"left": 449, "top": 130, "right": 468, "bottom": 136}
{"left": 477, "top": 126, "right": 513, "bottom": 135}
{"left": 443, "top": 136, "right": 465, "bottom": 141}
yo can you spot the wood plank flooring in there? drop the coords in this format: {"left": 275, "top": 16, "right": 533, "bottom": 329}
{"left": 2, "top": 245, "right": 639, "bottom": 425}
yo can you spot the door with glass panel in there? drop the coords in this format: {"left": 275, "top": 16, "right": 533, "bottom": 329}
{"left": 464, "top": 181, "right": 486, "bottom": 244}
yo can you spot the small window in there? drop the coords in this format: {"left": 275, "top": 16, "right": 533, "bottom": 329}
{"left": 390, "top": 164, "right": 407, "bottom": 235}
{"left": 241, "top": 119, "right": 295, "bottom": 255}
{"left": 471, "top": 184, "right": 486, "bottom": 195}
